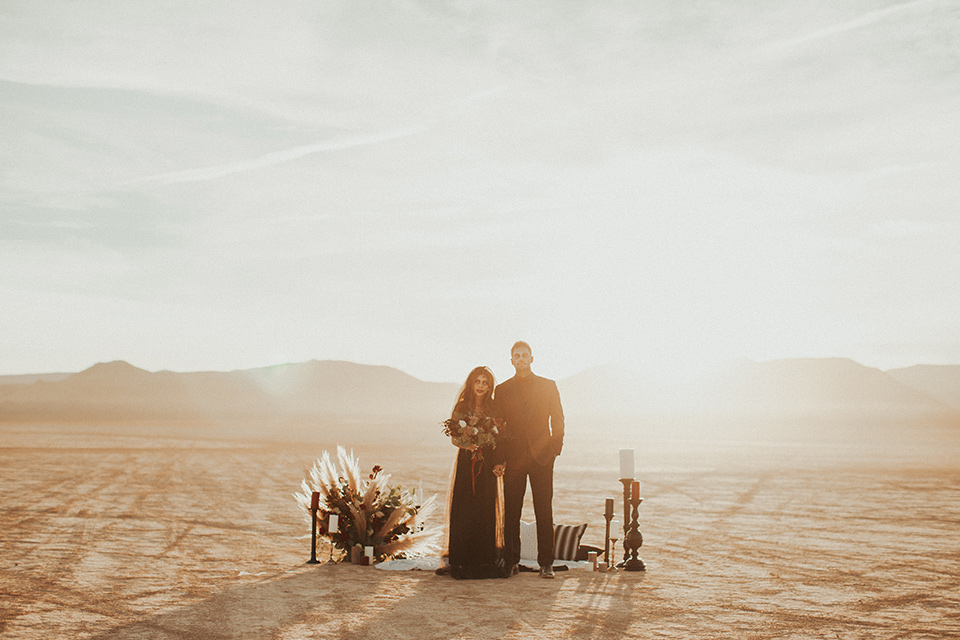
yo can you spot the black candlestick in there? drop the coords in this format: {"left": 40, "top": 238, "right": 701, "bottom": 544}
{"left": 619, "top": 479, "right": 631, "bottom": 567}
{"left": 603, "top": 508, "right": 614, "bottom": 563}
{"left": 307, "top": 507, "right": 320, "bottom": 564}
{"left": 623, "top": 493, "right": 646, "bottom": 571}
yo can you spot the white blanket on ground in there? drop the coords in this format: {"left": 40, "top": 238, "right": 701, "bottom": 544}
{"left": 374, "top": 557, "right": 589, "bottom": 571}
{"left": 374, "top": 557, "right": 440, "bottom": 571}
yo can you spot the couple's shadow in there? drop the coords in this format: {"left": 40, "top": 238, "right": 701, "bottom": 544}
{"left": 88, "top": 561, "right": 582, "bottom": 639}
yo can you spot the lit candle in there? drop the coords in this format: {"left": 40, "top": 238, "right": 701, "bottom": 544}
{"left": 604, "top": 498, "right": 614, "bottom": 518}
{"left": 329, "top": 514, "right": 339, "bottom": 533}
{"left": 310, "top": 491, "right": 320, "bottom": 510}
{"left": 619, "top": 449, "right": 634, "bottom": 480}
{"left": 631, "top": 480, "right": 640, "bottom": 500}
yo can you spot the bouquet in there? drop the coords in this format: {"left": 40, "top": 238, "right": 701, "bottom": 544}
{"left": 294, "top": 446, "right": 440, "bottom": 562}
{"left": 441, "top": 412, "right": 506, "bottom": 451}
{"left": 441, "top": 412, "right": 507, "bottom": 492}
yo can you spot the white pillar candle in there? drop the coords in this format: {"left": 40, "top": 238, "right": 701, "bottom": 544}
{"left": 364, "top": 545, "right": 374, "bottom": 562}
{"left": 328, "top": 514, "right": 338, "bottom": 533}
{"left": 417, "top": 480, "right": 423, "bottom": 505}
{"left": 619, "top": 449, "right": 635, "bottom": 479}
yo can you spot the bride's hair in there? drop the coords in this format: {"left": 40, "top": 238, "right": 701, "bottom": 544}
{"left": 454, "top": 366, "right": 496, "bottom": 413}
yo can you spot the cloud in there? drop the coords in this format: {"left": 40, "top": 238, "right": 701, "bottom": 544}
{"left": 866, "top": 220, "right": 953, "bottom": 238}
{"left": 3, "top": 0, "right": 960, "bottom": 377}
{"left": 122, "top": 125, "right": 427, "bottom": 187}
{"left": 766, "top": 0, "right": 942, "bottom": 49}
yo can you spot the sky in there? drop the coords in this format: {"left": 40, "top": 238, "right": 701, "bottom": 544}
{"left": 2, "top": 0, "right": 959, "bottom": 384}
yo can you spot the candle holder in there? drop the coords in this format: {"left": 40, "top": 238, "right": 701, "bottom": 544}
{"left": 618, "top": 479, "right": 646, "bottom": 570}
{"left": 325, "top": 527, "right": 336, "bottom": 565}
{"left": 618, "top": 479, "right": 631, "bottom": 567}
{"left": 603, "top": 509, "right": 614, "bottom": 564}
{"left": 324, "top": 513, "right": 341, "bottom": 564}
{"left": 623, "top": 496, "right": 646, "bottom": 571}
{"left": 307, "top": 507, "right": 320, "bottom": 564}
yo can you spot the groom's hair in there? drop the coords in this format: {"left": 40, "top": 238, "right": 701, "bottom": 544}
{"left": 511, "top": 341, "right": 532, "bottom": 355}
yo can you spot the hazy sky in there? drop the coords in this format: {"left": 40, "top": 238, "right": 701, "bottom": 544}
{"left": 2, "top": 0, "right": 958, "bottom": 383}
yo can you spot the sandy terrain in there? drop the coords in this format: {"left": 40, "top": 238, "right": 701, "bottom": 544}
{"left": 1, "top": 421, "right": 958, "bottom": 639}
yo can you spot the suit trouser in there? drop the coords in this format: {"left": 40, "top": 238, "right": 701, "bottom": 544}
{"left": 503, "top": 450, "right": 555, "bottom": 568}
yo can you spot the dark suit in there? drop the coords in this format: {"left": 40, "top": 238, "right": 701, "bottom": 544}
{"left": 496, "top": 373, "right": 564, "bottom": 568}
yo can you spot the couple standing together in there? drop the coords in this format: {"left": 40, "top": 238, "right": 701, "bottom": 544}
{"left": 441, "top": 341, "right": 564, "bottom": 580}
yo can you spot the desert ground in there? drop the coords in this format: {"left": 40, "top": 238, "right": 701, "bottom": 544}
{"left": 1, "top": 418, "right": 958, "bottom": 639}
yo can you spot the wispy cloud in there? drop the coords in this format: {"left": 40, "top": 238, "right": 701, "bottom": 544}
{"left": 452, "top": 85, "right": 508, "bottom": 108}
{"left": 766, "top": 0, "right": 940, "bottom": 49}
{"left": 123, "top": 125, "right": 426, "bottom": 187}
{"left": 866, "top": 219, "right": 954, "bottom": 238}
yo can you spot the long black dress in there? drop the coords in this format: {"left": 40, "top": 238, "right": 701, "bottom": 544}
{"left": 446, "top": 404, "right": 509, "bottom": 580}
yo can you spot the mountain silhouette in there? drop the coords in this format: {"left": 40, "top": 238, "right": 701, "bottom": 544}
{"left": 1, "top": 358, "right": 957, "bottom": 430}
{"left": 697, "top": 358, "right": 952, "bottom": 415}
{"left": 0, "top": 361, "right": 272, "bottom": 422}
{"left": 238, "top": 360, "right": 456, "bottom": 417}
{"left": 557, "top": 358, "right": 955, "bottom": 418}
{"left": 886, "top": 365, "right": 960, "bottom": 412}
{"left": 0, "top": 360, "right": 455, "bottom": 424}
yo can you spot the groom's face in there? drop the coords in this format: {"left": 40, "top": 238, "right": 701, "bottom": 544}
{"left": 511, "top": 346, "right": 533, "bottom": 375}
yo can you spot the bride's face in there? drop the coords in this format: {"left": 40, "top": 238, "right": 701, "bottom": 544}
{"left": 473, "top": 374, "right": 490, "bottom": 400}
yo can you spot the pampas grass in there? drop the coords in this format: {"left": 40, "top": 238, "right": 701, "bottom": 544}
{"left": 294, "top": 446, "right": 441, "bottom": 561}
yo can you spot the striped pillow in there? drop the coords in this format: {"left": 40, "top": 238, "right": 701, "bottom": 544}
{"left": 553, "top": 523, "right": 588, "bottom": 561}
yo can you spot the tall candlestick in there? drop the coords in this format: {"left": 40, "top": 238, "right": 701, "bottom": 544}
{"left": 623, "top": 492, "right": 646, "bottom": 571}
{"left": 325, "top": 513, "right": 339, "bottom": 564}
{"left": 620, "top": 479, "right": 631, "bottom": 566}
{"left": 307, "top": 492, "right": 320, "bottom": 564}
{"left": 619, "top": 449, "right": 634, "bottom": 480}
{"left": 603, "top": 498, "right": 614, "bottom": 564}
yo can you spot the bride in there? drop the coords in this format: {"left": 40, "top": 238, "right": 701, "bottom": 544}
{"left": 439, "top": 366, "right": 510, "bottom": 579}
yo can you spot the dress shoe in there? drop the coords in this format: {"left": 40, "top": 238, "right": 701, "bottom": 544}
{"left": 510, "top": 564, "right": 520, "bottom": 577}
{"left": 539, "top": 565, "right": 555, "bottom": 579}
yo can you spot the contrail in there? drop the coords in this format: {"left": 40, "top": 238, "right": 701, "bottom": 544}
{"left": 123, "top": 125, "right": 426, "bottom": 186}
{"left": 767, "top": 0, "right": 939, "bottom": 49}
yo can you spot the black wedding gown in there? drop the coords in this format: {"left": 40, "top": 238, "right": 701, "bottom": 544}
{"left": 447, "top": 444, "right": 509, "bottom": 579}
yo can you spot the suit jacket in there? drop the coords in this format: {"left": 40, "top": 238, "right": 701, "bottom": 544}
{"left": 495, "top": 373, "right": 564, "bottom": 466}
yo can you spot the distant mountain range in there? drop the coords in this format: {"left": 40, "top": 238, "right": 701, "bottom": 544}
{"left": 0, "top": 360, "right": 456, "bottom": 424}
{"left": 0, "top": 358, "right": 958, "bottom": 428}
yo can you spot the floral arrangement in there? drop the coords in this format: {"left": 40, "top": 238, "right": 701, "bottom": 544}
{"left": 441, "top": 412, "right": 506, "bottom": 452}
{"left": 294, "top": 446, "right": 440, "bottom": 561}
{"left": 441, "top": 412, "right": 508, "bottom": 492}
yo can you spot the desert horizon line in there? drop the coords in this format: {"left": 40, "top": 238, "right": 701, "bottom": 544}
{"left": 3, "top": 354, "right": 959, "bottom": 385}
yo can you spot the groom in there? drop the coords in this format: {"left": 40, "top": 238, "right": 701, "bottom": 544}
{"left": 496, "top": 341, "right": 565, "bottom": 579}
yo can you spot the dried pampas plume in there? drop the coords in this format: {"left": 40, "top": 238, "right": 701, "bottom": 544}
{"left": 294, "top": 445, "right": 441, "bottom": 560}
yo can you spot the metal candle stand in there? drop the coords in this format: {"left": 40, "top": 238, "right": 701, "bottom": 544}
{"left": 618, "top": 479, "right": 646, "bottom": 571}
{"left": 307, "top": 491, "right": 321, "bottom": 564}
{"left": 603, "top": 513, "right": 613, "bottom": 564}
